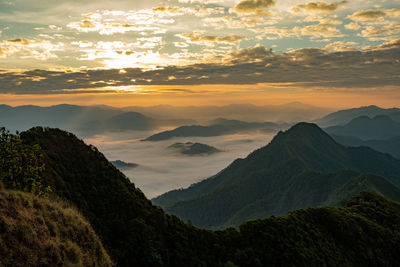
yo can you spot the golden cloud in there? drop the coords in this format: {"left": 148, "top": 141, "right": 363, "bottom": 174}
{"left": 359, "top": 23, "right": 400, "bottom": 38}
{"left": 0, "top": 38, "right": 62, "bottom": 60}
{"left": 323, "top": 41, "right": 358, "bottom": 51}
{"left": 301, "top": 22, "right": 346, "bottom": 38}
{"left": 292, "top": 1, "right": 346, "bottom": 14}
{"left": 177, "top": 33, "right": 245, "bottom": 45}
{"left": 67, "top": 11, "right": 173, "bottom": 35}
{"left": 225, "top": 44, "right": 273, "bottom": 63}
{"left": 348, "top": 9, "right": 400, "bottom": 21}
{"left": 232, "top": 0, "right": 276, "bottom": 15}
{"left": 344, "top": 22, "right": 360, "bottom": 30}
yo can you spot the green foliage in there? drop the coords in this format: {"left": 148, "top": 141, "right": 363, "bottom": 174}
{"left": 0, "top": 127, "right": 48, "bottom": 195}
{"left": 0, "top": 189, "right": 113, "bottom": 266}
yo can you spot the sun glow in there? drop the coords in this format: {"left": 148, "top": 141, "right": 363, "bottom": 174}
{"left": 102, "top": 50, "right": 167, "bottom": 69}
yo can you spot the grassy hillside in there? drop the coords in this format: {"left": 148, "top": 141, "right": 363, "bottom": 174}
{"left": 0, "top": 189, "right": 112, "bottom": 266}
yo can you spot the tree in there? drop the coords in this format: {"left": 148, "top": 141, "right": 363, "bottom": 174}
{"left": 0, "top": 127, "right": 47, "bottom": 195}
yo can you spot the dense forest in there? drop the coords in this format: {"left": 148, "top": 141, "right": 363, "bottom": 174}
{"left": 2, "top": 126, "right": 400, "bottom": 266}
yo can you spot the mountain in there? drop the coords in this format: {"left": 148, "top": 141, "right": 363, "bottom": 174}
{"left": 105, "top": 111, "right": 155, "bottom": 131}
{"left": 111, "top": 160, "right": 139, "bottom": 170}
{"left": 332, "top": 135, "right": 400, "bottom": 160}
{"left": 315, "top": 105, "right": 400, "bottom": 127}
{"left": 2, "top": 126, "right": 400, "bottom": 266}
{"left": 168, "top": 142, "right": 221, "bottom": 156}
{"left": 125, "top": 102, "right": 332, "bottom": 123}
{"left": 0, "top": 104, "right": 120, "bottom": 133}
{"left": 325, "top": 115, "right": 400, "bottom": 140}
{"left": 153, "top": 123, "right": 400, "bottom": 229}
{"left": 0, "top": 104, "right": 186, "bottom": 137}
{"left": 0, "top": 189, "right": 112, "bottom": 266}
{"left": 144, "top": 120, "right": 288, "bottom": 141}
{"left": 19, "top": 127, "right": 220, "bottom": 266}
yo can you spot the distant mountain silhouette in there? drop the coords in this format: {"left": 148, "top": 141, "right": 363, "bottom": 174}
{"left": 124, "top": 102, "right": 332, "bottom": 123}
{"left": 0, "top": 104, "right": 186, "bottom": 136}
{"left": 105, "top": 111, "right": 155, "bottom": 131}
{"left": 153, "top": 123, "right": 400, "bottom": 229}
{"left": 111, "top": 160, "right": 139, "bottom": 170}
{"left": 332, "top": 134, "right": 400, "bottom": 159}
{"left": 168, "top": 142, "right": 221, "bottom": 156}
{"left": 325, "top": 115, "right": 400, "bottom": 140}
{"left": 315, "top": 105, "right": 400, "bottom": 127}
{"left": 144, "top": 120, "right": 289, "bottom": 141}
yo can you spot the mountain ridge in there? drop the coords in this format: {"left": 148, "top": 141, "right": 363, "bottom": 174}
{"left": 153, "top": 122, "right": 400, "bottom": 229}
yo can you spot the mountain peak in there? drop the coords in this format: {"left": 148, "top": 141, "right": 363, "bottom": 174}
{"left": 272, "top": 122, "right": 335, "bottom": 145}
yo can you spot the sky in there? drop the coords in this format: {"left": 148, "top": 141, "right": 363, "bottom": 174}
{"left": 0, "top": 0, "right": 399, "bottom": 107}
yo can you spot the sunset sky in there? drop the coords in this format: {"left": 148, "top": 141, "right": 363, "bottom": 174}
{"left": 0, "top": 0, "right": 399, "bottom": 107}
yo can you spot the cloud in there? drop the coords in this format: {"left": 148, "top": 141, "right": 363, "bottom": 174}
{"left": 301, "top": 22, "right": 346, "bottom": 38}
{"left": 0, "top": 42, "right": 399, "bottom": 94}
{"left": 0, "top": 38, "right": 63, "bottom": 60}
{"left": 152, "top": 6, "right": 225, "bottom": 17}
{"left": 344, "top": 22, "right": 360, "bottom": 30}
{"left": 323, "top": 41, "right": 357, "bottom": 51}
{"left": 67, "top": 10, "right": 173, "bottom": 35}
{"left": 292, "top": 1, "right": 347, "bottom": 14}
{"left": 177, "top": 33, "right": 245, "bottom": 45}
{"left": 348, "top": 8, "right": 400, "bottom": 21}
{"left": 225, "top": 44, "right": 273, "bottom": 63}
{"left": 232, "top": 0, "right": 276, "bottom": 15}
{"left": 359, "top": 23, "right": 400, "bottom": 39}
{"left": 251, "top": 27, "right": 300, "bottom": 40}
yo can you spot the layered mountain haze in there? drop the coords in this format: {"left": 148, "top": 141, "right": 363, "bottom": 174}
{"left": 315, "top": 105, "right": 400, "bottom": 127}
{"left": 153, "top": 123, "right": 400, "bottom": 229}
{"left": 325, "top": 115, "right": 400, "bottom": 140}
{"left": 126, "top": 103, "right": 332, "bottom": 124}
{"left": 0, "top": 104, "right": 192, "bottom": 137}
{"left": 333, "top": 135, "right": 400, "bottom": 160}
{"left": 144, "top": 119, "right": 289, "bottom": 141}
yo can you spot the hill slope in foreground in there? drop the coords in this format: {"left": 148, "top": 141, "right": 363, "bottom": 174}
{"left": 6, "top": 126, "right": 400, "bottom": 266}
{"left": 0, "top": 189, "right": 112, "bottom": 266}
{"left": 153, "top": 123, "right": 400, "bottom": 229}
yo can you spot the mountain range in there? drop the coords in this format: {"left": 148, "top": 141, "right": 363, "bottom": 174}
{"left": 325, "top": 115, "right": 400, "bottom": 140}
{"left": 0, "top": 104, "right": 192, "bottom": 136}
{"left": 315, "top": 105, "right": 400, "bottom": 127}
{"left": 153, "top": 123, "right": 400, "bottom": 229}
{"left": 2, "top": 125, "right": 400, "bottom": 266}
{"left": 125, "top": 102, "right": 332, "bottom": 123}
{"left": 144, "top": 119, "right": 289, "bottom": 141}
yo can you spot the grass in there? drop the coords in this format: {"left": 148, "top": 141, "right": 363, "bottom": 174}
{"left": 0, "top": 189, "right": 113, "bottom": 266}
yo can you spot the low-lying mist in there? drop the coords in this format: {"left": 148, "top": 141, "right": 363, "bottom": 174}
{"left": 85, "top": 130, "right": 276, "bottom": 198}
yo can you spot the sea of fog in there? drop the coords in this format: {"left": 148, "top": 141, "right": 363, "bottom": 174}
{"left": 85, "top": 130, "right": 275, "bottom": 199}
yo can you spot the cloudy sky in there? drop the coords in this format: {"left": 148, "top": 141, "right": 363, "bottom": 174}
{"left": 0, "top": 0, "right": 399, "bottom": 107}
